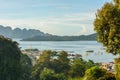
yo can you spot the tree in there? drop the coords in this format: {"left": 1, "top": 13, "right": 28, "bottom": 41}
{"left": 98, "top": 72, "right": 116, "bottom": 80}
{"left": 20, "top": 54, "right": 32, "bottom": 80}
{"left": 40, "top": 68, "right": 67, "bottom": 80}
{"left": 0, "top": 36, "right": 22, "bottom": 80}
{"left": 31, "top": 50, "right": 56, "bottom": 80}
{"left": 40, "top": 68, "right": 56, "bottom": 80}
{"left": 114, "top": 58, "right": 120, "bottom": 80}
{"left": 85, "top": 60, "right": 95, "bottom": 70}
{"left": 84, "top": 66, "right": 115, "bottom": 80}
{"left": 31, "top": 50, "right": 70, "bottom": 80}
{"left": 94, "top": 0, "right": 120, "bottom": 79}
{"left": 55, "top": 51, "right": 70, "bottom": 74}
{"left": 69, "top": 58, "right": 95, "bottom": 78}
{"left": 69, "top": 58, "right": 85, "bottom": 77}
{"left": 83, "top": 66, "right": 106, "bottom": 80}
{"left": 94, "top": 0, "right": 120, "bottom": 55}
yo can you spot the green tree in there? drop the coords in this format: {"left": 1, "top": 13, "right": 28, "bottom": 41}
{"left": 69, "top": 58, "right": 85, "bottom": 77}
{"left": 83, "top": 66, "right": 106, "bottom": 80}
{"left": 40, "top": 68, "right": 56, "bottom": 80}
{"left": 85, "top": 60, "right": 95, "bottom": 70}
{"left": 20, "top": 54, "right": 32, "bottom": 80}
{"left": 114, "top": 58, "right": 120, "bottom": 80}
{"left": 83, "top": 66, "right": 115, "bottom": 80}
{"left": 69, "top": 58, "right": 95, "bottom": 78}
{"left": 31, "top": 50, "right": 70, "bottom": 80}
{"left": 40, "top": 68, "right": 67, "bottom": 80}
{"left": 55, "top": 51, "right": 70, "bottom": 74}
{"left": 31, "top": 50, "right": 55, "bottom": 80}
{"left": 94, "top": 0, "right": 120, "bottom": 55}
{"left": 0, "top": 36, "right": 22, "bottom": 80}
{"left": 94, "top": 0, "right": 120, "bottom": 79}
{"left": 98, "top": 72, "right": 116, "bottom": 80}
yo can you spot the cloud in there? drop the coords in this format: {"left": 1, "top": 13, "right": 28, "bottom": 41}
{"left": 0, "top": 12, "right": 95, "bottom": 35}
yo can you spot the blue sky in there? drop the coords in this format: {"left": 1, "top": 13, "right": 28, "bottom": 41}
{"left": 0, "top": 0, "right": 112, "bottom": 35}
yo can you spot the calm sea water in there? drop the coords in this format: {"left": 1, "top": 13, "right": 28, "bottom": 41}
{"left": 14, "top": 39, "right": 117, "bottom": 63}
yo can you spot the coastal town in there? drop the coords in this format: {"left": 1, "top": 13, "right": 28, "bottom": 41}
{"left": 0, "top": 0, "right": 119, "bottom": 80}
{"left": 22, "top": 48, "right": 115, "bottom": 74}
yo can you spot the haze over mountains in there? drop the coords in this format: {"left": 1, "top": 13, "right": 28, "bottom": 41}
{"left": 0, "top": 25, "right": 97, "bottom": 41}
{"left": 0, "top": 25, "right": 50, "bottom": 38}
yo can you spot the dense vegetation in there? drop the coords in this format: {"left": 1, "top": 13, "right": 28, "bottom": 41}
{"left": 0, "top": 36, "right": 22, "bottom": 80}
{"left": 0, "top": 36, "right": 33, "bottom": 80}
{"left": 94, "top": 0, "right": 120, "bottom": 55}
{"left": 1, "top": 0, "right": 120, "bottom": 79}
{"left": 20, "top": 54, "right": 33, "bottom": 80}
{"left": 94, "top": 0, "right": 120, "bottom": 80}
{"left": 0, "top": 36, "right": 116, "bottom": 80}
{"left": 83, "top": 66, "right": 115, "bottom": 80}
{"left": 31, "top": 50, "right": 116, "bottom": 80}
{"left": 22, "top": 33, "right": 97, "bottom": 41}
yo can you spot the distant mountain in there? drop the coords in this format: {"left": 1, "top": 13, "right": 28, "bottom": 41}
{"left": 22, "top": 33, "right": 97, "bottom": 41}
{"left": 0, "top": 25, "right": 50, "bottom": 38}
{"left": 0, "top": 25, "right": 97, "bottom": 41}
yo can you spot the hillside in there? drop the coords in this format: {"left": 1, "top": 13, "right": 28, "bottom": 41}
{"left": 22, "top": 33, "right": 97, "bottom": 41}
{"left": 0, "top": 25, "right": 97, "bottom": 41}
{"left": 0, "top": 25, "right": 50, "bottom": 38}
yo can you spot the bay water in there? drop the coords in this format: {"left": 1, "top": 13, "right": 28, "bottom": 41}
{"left": 14, "top": 39, "right": 117, "bottom": 63}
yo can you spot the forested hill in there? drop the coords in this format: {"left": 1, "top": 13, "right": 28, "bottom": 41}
{"left": 22, "top": 33, "right": 97, "bottom": 41}
{"left": 0, "top": 25, "right": 97, "bottom": 41}
{"left": 0, "top": 25, "right": 50, "bottom": 38}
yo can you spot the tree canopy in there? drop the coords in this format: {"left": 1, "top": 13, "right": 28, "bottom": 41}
{"left": 31, "top": 50, "right": 70, "bottom": 80}
{"left": 0, "top": 36, "right": 22, "bottom": 80}
{"left": 83, "top": 66, "right": 115, "bottom": 80}
{"left": 20, "top": 54, "right": 32, "bottom": 80}
{"left": 94, "top": 0, "right": 120, "bottom": 55}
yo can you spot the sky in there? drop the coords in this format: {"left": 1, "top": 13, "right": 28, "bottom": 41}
{"left": 0, "top": 0, "right": 112, "bottom": 36}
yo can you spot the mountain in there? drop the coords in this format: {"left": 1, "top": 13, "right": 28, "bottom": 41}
{"left": 0, "top": 25, "right": 97, "bottom": 41}
{"left": 0, "top": 25, "right": 50, "bottom": 38}
{"left": 22, "top": 33, "right": 97, "bottom": 41}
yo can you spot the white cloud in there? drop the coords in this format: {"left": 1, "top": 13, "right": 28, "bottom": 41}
{"left": 0, "top": 12, "right": 95, "bottom": 35}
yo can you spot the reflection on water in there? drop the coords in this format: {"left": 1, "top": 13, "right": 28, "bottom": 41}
{"left": 13, "top": 39, "right": 117, "bottom": 63}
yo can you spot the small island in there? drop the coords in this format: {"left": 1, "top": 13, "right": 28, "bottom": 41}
{"left": 21, "top": 33, "right": 97, "bottom": 41}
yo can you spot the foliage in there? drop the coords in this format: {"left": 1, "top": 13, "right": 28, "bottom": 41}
{"left": 20, "top": 54, "right": 32, "bottom": 80}
{"left": 31, "top": 50, "right": 98, "bottom": 80}
{"left": 31, "top": 50, "right": 70, "bottom": 80}
{"left": 83, "top": 66, "right": 106, "bottom": 80}
{"left": 85, "top": 60, "right": 95, "bottom": 70}
{"left": 83, "top": 66, "right": 116, "bottom": 80}
{"left": 94, "top": 0, "right": 120, "bottom": 55}
{"left": 54, "top": 51, "right": 70, "bottom": 74}
{"left": 68, "top": 77, "right": 83, "bottom": 80}
{"left": 40, "top": 68, "right": 56, "bottom": 80}
{"left": 55, "top": 73, "right": 68, "bottom": 80}
{"left": 114, "top": 58, "right": 120, "bottom": 80}
{"left": 69, "top": 58, "right": 95, "bottom": 78}
{"left": 69, "top": 58, "right": 86, "bottom": 77}
{"left": 98, "top": 72, "right": 116, "bottom": 80}
{"left": 0, "top": 36, "right": 22, "bottom": 80}
{"left": 31, "top": 50, "right": 55, "bottom": 80}
{"left": 40, "top": 68, "right": 67, "bottom": 80}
